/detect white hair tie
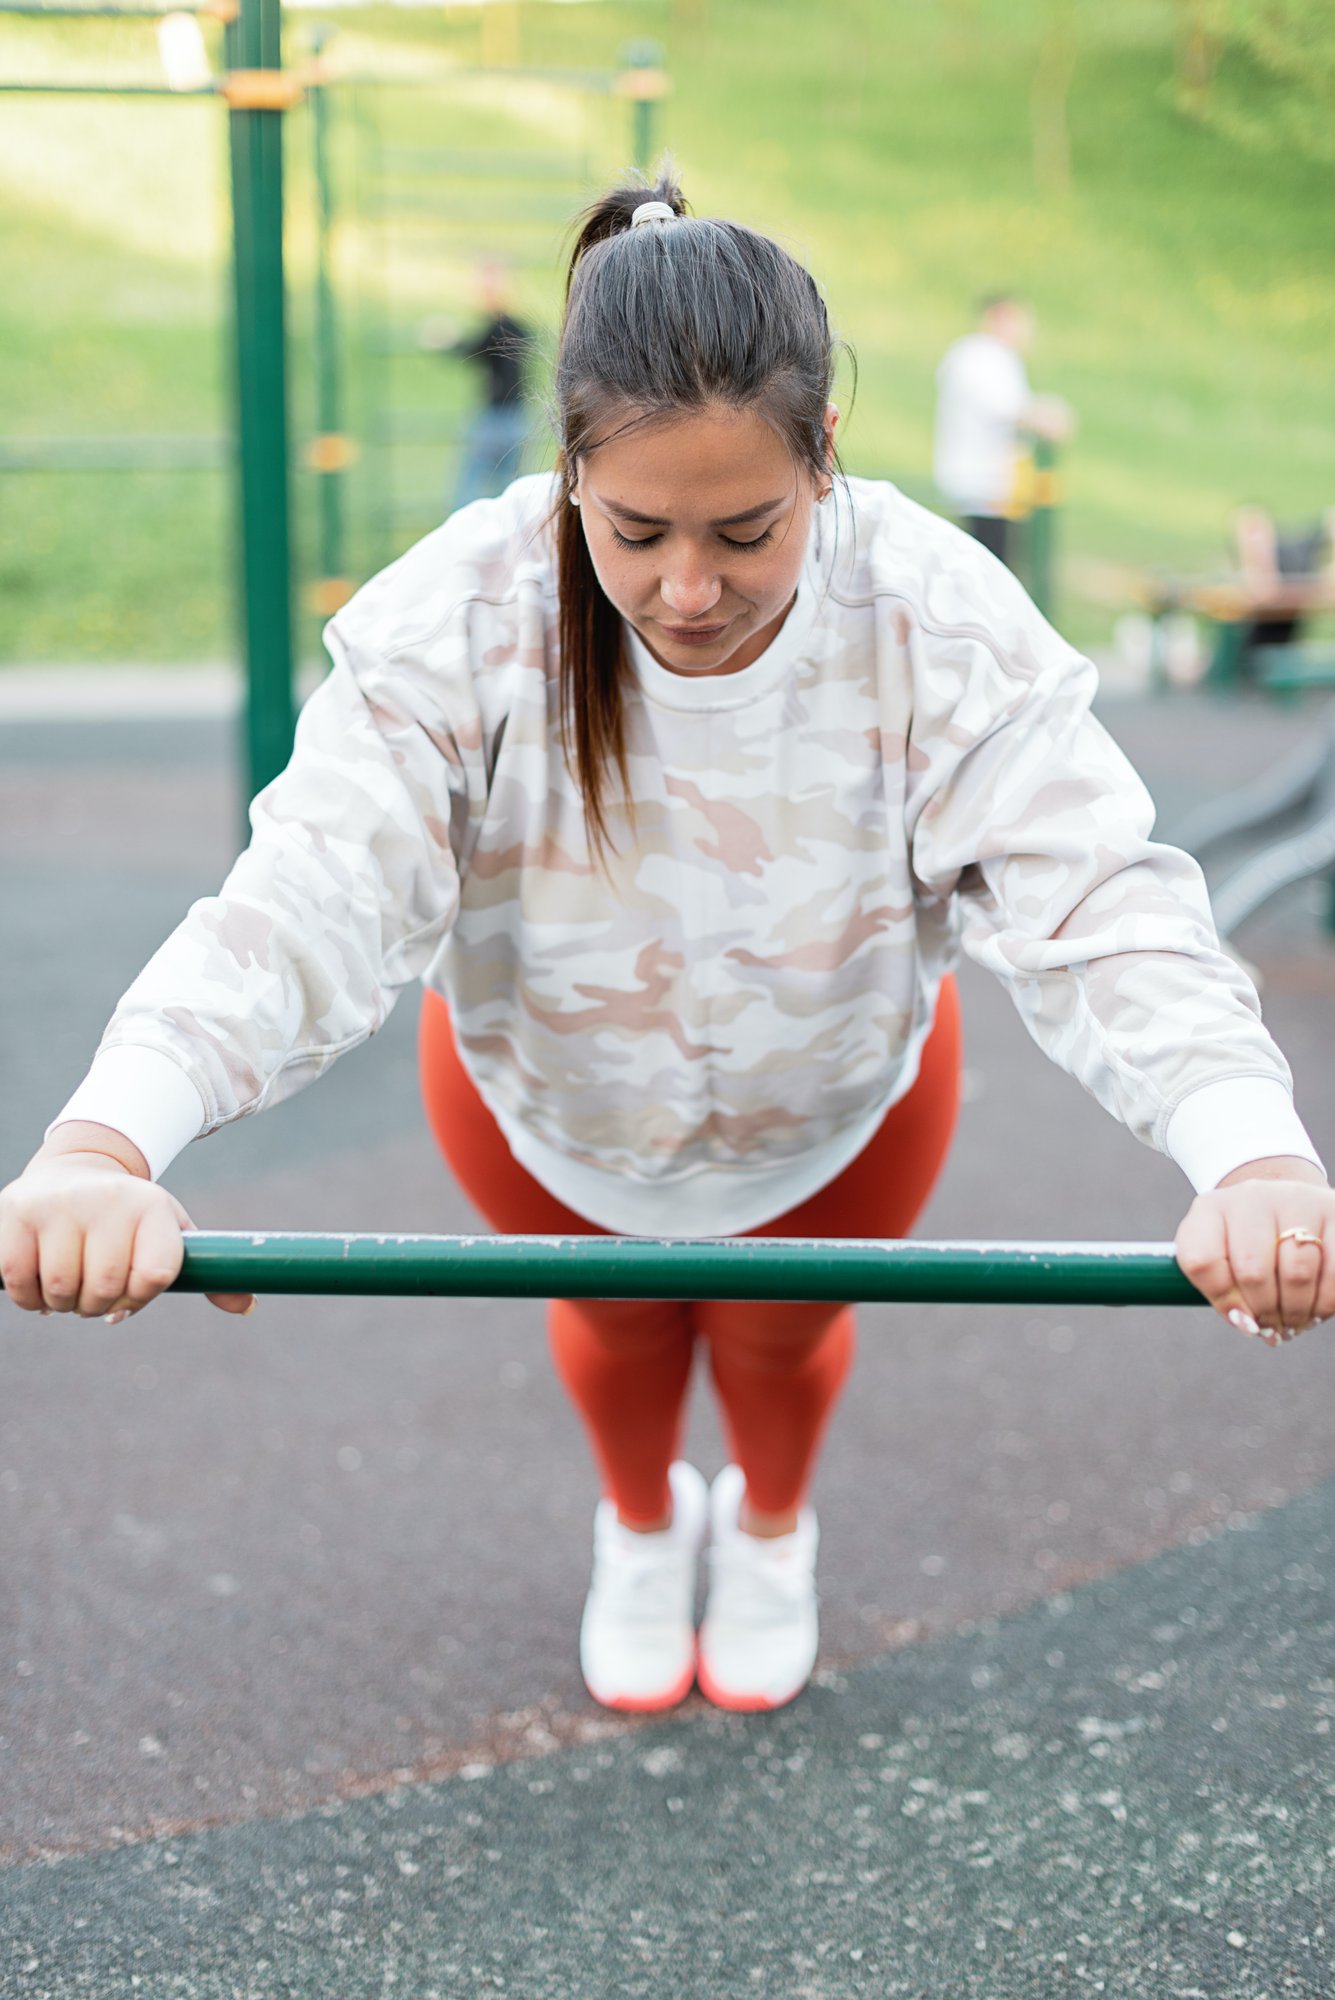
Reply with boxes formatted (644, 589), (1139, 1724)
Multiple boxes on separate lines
(631, 201), (677, 229)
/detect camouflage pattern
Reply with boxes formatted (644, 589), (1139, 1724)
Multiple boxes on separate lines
(96, 475), (1292, 1218)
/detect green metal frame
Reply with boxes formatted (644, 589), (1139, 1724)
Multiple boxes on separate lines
(165, 1231), (1202, 1306)
(1, 7), (663, 806)
(225, 0), (296, 807)
(308, 27), (347, 603)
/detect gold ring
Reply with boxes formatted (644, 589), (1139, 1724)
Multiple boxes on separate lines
(1276, 1227), (1324, 1250)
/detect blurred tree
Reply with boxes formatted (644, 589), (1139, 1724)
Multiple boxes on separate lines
(1227, 0), (1335, 89)
(1175, 0), (1335, 155)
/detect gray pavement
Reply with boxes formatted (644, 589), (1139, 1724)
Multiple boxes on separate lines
(4, 1476), (1333, 1996)
(2, 684), (1335, 1990)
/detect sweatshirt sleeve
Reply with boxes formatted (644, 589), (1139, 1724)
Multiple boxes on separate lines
(905, 592), (1324, 1191)
(50, 622), (472, 1174)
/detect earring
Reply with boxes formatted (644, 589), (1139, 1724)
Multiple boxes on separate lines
(568, 492), (581, 508)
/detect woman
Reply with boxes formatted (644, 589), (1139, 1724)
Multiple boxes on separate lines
(3, 176), (1331, 1718)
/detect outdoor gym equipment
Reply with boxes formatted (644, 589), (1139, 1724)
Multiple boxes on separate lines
(0, 0), (668, 807)
(1170, 699), (1335, 940)
(145, 1232), (1202, 1307)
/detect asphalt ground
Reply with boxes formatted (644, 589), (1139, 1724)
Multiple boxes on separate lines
(3, 684), (1335, 1994)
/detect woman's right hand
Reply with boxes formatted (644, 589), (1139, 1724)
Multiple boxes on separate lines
(0, 1124), (254, 1322)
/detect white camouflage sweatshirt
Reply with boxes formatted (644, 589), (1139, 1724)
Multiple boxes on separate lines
(55, 474), (1321, 1232)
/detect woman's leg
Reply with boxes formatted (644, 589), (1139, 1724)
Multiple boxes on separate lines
(697, 975), (963, 1524)
(418, 991), (695, 1527)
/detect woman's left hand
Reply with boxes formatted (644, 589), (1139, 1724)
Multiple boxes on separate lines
(1175, 1155), (1335, 1347)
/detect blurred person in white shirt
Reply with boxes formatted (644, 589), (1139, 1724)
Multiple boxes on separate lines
(933, 294), (1074, 570)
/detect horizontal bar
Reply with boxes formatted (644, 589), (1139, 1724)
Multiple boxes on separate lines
(0, 435), (227, 471)
(0, 80), (213, 94)
(0, 2), (222, 14)
(167, 1233), (1203, 1307)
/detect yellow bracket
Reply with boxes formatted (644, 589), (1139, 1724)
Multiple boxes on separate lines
(306, 577), (358, 618)
(305, 434), (359, 475)
(615, 67), (671, 102)
(220, 69), (304, 112)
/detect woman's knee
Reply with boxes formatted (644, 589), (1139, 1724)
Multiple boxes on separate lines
(549, 1295), (695, 1360)
(696, 1300), (854, 1374)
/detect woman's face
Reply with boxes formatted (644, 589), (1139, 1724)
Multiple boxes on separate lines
(573, 403), (836, 678)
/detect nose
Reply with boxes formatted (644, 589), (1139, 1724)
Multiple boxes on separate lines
(660, 554), (722, 621)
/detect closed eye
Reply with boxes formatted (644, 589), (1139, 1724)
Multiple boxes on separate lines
(608, 526), (775, 552)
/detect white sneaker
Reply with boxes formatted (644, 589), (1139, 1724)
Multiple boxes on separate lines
(697, 1464), (819, 1712)
(579, 1461), (708, 1712)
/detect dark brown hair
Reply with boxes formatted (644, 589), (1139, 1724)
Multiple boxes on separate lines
(553, 168), (844, 853)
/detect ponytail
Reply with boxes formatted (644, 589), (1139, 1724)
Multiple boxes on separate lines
(554, 171), (688, 859)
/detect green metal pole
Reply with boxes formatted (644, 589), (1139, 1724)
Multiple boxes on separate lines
(161, 1231), (1203, 1307)
(309, 28), (347, 601)
(225, 0), (296, 811)
(632, 94), (653, 171)
(619, 39), (665, 172)
(1027, 434), (1059, 621)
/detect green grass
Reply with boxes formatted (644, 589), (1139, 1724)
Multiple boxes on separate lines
(0, 0), (1332, 663)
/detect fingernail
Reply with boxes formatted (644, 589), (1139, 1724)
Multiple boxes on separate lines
(103, 1309), (129, 1326)
(242, 1300), (257, 1317)
(1228, 1307), (1261, 1336)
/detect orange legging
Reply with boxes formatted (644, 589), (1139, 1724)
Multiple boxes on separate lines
(419, 979), (961, 1526)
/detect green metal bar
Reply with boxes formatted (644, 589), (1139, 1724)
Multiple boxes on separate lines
(619, 38), (665, 172)
(632, 95), (654, 171)
(225, 0), (295, 811)
(0, 80), (212, 94)
(0, 2), (215, 15)
(1204, 615), (1249, 689)
(309, 32), (346, 594)
(0, 435), (226, 470)
(168, 1232), (1202, 1307)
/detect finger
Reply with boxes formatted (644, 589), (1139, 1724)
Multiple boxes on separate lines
(1313, 1239), (1335, 1329)
(124, 1203), (186, 1310)
(207, 1292), (257, 1316)
(1221, 1202), (1283, 1336)
(1275, 1233), (1324, 1337)
(0, 1211), (43, 1314)
(1175, 1201), (1259, 1334)
(173, 1205), (254, 1314)
(77, 1219), (134, 1319)
(38, 1217), (84, 1314)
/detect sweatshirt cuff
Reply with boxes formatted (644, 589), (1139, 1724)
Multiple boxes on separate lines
(1163, 1077), (1326, 1193)
(47, 1046), (208, 1184)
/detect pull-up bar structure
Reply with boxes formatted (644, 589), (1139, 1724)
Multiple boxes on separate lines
(163, 1233), (1203, 1307)
(3, 0), (668, 808)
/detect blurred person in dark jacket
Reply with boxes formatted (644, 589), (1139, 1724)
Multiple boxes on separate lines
(424, 257), (531, 512)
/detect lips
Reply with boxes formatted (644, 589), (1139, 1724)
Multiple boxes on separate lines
(660, 621), (730, 646)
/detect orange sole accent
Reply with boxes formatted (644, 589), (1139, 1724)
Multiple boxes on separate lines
(583, 1659), (696, 1714)
(696, 1658), (808, 1713)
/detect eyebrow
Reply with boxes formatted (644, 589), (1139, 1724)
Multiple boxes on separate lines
(594, 495), (789, 528)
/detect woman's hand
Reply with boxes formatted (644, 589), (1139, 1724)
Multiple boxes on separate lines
(0, 1123), (254, 1322)
(1175, 1155), (1335, 1347)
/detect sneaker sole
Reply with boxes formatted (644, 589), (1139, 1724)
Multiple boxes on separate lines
(582, 1659), (696, 1714)
(696, 1657), (809, 1713)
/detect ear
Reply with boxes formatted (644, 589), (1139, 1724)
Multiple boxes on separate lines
(818, 403), (840, 498)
